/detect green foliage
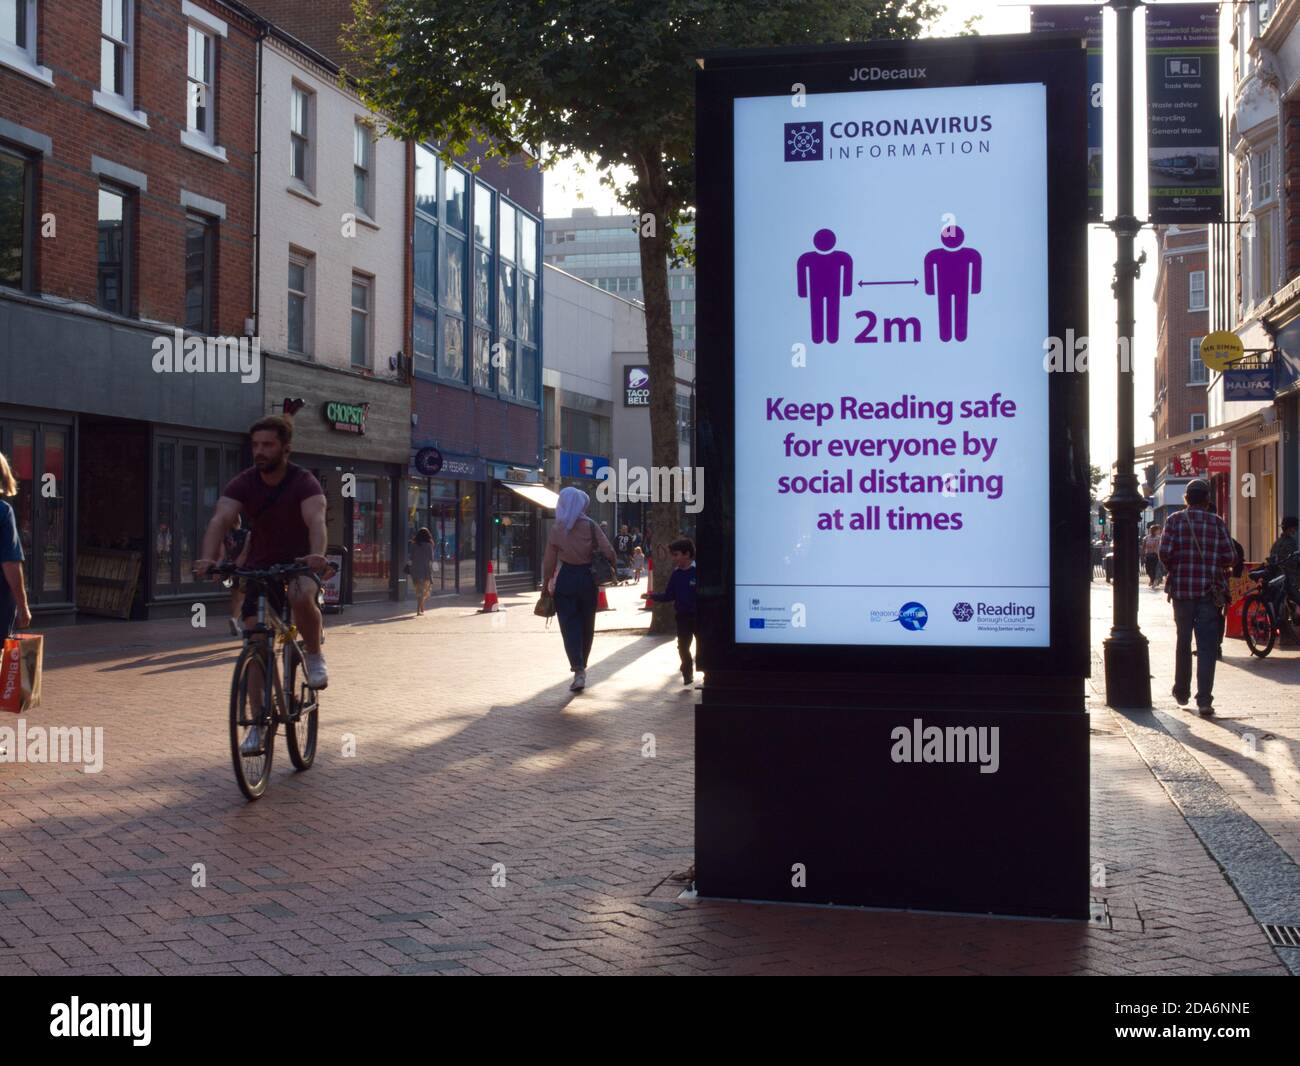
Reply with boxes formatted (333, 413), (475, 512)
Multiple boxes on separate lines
(346, 0), (943, 213)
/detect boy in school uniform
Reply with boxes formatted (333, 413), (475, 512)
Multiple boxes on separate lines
(645, 538), (698, 684)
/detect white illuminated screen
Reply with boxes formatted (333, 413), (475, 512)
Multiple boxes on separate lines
(734, 82), (1050, 646)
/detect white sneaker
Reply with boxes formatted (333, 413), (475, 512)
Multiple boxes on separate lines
(304, 652), (329, 689)
(570, 669), (586, 691)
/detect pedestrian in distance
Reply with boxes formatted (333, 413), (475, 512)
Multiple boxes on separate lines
(543, 486), (617, 692)
(410, 527), (435, 616)
(0, 452), (32, 638)
(1142, 523), (1162, 588)
(1158, 479), (1234, 716)
(644, 536), (698, 685)
(631, 544), (646, 584)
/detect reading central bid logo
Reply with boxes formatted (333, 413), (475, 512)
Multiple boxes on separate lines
(870, 601), (928, 631)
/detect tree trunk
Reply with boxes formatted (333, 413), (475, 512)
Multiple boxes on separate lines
(635, 147), (682, 636)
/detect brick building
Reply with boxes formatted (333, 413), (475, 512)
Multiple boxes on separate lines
(0, 0), (262, 620)
(256, 1), (547, 595)
(1148, 225), (1210, 523)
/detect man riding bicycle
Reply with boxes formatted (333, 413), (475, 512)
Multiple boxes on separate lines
(194, 416), (330, 755)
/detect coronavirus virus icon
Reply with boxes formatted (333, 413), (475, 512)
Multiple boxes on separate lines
(952, 602), (974, 623)
(784, 122), (824, 162)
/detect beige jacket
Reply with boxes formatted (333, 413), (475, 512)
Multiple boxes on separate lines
(543, 517), (617, 588)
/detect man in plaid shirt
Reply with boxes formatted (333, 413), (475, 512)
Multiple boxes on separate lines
(1158, 479), (1234, 715)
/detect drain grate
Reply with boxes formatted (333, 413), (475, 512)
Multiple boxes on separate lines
(1263, 924), (1300, 948)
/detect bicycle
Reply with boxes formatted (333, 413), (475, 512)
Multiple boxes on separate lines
(214, 561), (325, 799)
(1242, 549), (1300, 659)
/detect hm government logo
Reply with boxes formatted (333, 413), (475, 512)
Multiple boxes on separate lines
(953, 601), (974, 623)
(785, 122), (823, 162)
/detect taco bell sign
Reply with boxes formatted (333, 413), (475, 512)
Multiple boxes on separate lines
(624, 365), (651, 406)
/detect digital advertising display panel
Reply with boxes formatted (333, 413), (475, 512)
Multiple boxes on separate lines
(734, 83), (1052, 648)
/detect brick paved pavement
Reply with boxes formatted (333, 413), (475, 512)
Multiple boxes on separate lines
(0, 580), (1290, 975)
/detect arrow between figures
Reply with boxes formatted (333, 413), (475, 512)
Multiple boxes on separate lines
(857, 278), (919, 287)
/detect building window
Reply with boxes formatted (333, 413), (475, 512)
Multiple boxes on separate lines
(413, 307), (435, 377)
(288, 253), (310, 354)
(473, 328), (491, 390)
(97, 184), (131, 315)
(1254, 145), (1274, 204)
(351, 274), (371, 368)
(1188, 270), (1206, 311)
(290, 85), (312, 185)
(186, 25), (213, 140)
(497, 339), (515, 396)
(99, 0), (138, 106)
(442, 232), (465, 314)
(353, 120), (371, 214)
(1, 0), (29, 49)
(414, 216), (435, 299)
(444, 165), (466, 233)
(1189, 337), (1208, 384)
(1, 0), (45, 78)
(500, 200), (515, 262)
(677, 393), (692, 445)
(1190, 413), (1206, 434)
(474, 180), (492, 246)
(184, 214), (214, 333)
(498, 259), (515, 338)
(0, 146), (34, 291)
(441, 315), (464, 380)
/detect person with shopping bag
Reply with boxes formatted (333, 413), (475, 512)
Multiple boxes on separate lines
(541, 486), (617, 692)
(1, 450), (41, 716)
(0, 452), (30, 638)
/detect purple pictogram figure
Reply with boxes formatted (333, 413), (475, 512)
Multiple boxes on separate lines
(924, 225), (982, 342)
(797, 228), (853, 344)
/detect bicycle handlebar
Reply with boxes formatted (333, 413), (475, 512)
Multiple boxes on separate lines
(211, 561), (329, 586)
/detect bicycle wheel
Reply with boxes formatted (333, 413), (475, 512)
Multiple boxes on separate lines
(283, 641), (319, 771)
(1242, 595), (1276, 658)
(230, 644), (276, 799)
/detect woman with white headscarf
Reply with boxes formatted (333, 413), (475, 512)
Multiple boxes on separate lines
(542, 486), (617, 691)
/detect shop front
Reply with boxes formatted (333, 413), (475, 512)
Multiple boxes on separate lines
(262, 355), (412, 605)
(491, 465), (546, 593)
(0, 299), (264, 622)
(406, 451), (485, 596)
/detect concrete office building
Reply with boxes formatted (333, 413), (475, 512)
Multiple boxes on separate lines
(542, 265), (696, 541)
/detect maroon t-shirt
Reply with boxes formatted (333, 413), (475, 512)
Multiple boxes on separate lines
(222, 463), (324, 568)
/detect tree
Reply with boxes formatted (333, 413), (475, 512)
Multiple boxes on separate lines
(346, 0), (942, 632)
(1089, 464), (1105, 502)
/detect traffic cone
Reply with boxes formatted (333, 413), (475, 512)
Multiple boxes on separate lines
(481, 561), (500, 612)
(597, 584), (613, 612)
(641, 554), (655, 609)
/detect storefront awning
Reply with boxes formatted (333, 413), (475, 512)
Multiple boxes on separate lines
(502, 482), (560, 510)
(1133, 409), (1270, 462)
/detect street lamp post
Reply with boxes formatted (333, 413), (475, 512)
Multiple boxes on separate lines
(1103, 0), (1153, 708)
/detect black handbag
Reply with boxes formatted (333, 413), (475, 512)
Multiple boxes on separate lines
(587, 519), (616, 586)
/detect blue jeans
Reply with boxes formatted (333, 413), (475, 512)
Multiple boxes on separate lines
(1172, 595), (1222, 707)
(554, 562), (597, 671)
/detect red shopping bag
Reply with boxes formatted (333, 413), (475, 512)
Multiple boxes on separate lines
(0, 634), (43, 713)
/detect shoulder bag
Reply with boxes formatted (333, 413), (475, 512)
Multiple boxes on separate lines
(587, 519), (617, 586)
